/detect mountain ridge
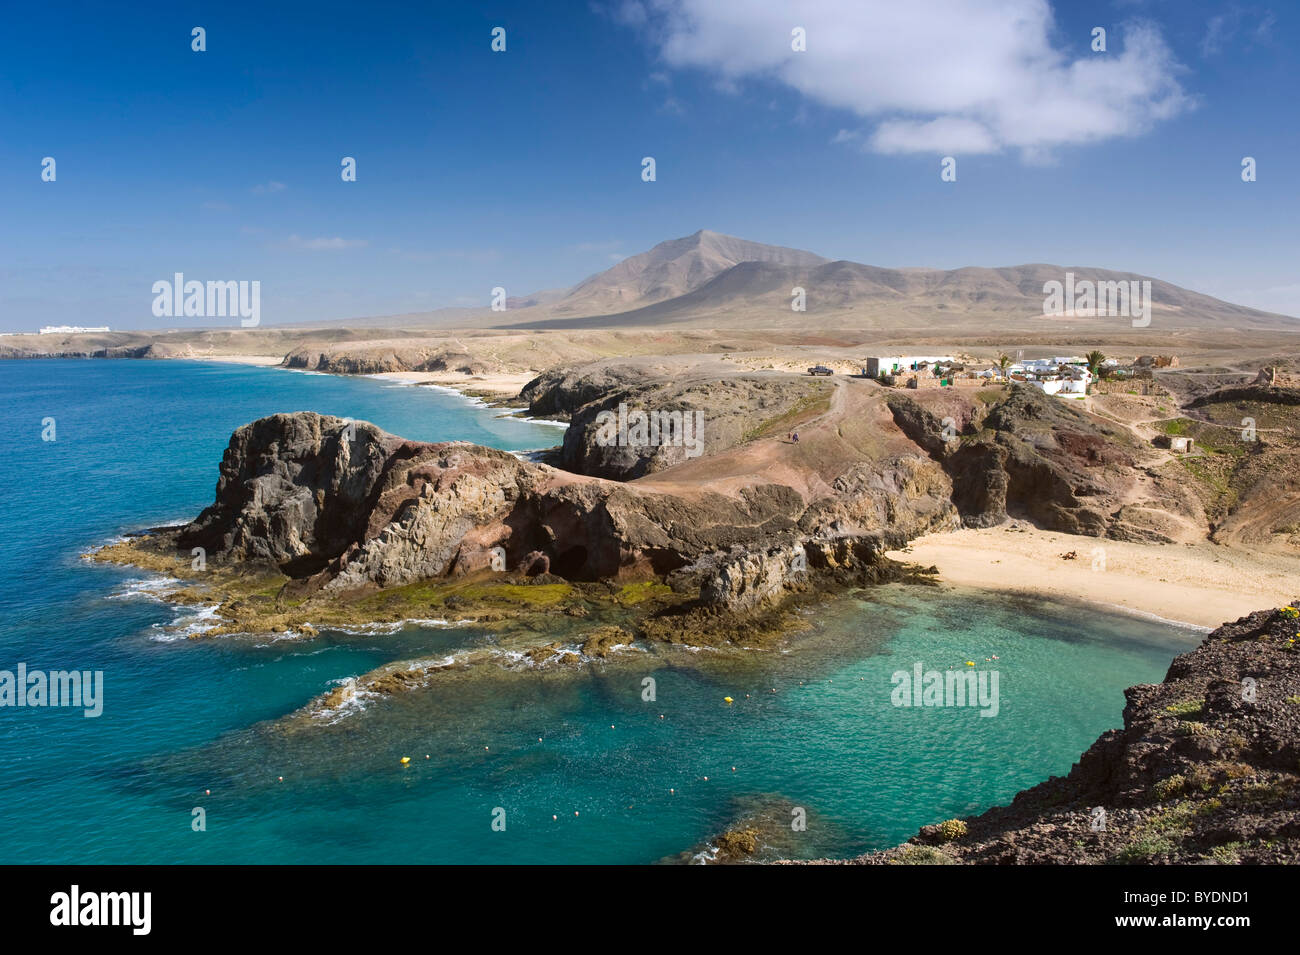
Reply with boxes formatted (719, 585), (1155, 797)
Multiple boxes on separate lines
(481, 229), (1296, 332)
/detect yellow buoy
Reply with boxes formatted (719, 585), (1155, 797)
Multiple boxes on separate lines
(965, 661), (975, 667)
(724, 696), (733, 704)
(400, 756), (411, 764)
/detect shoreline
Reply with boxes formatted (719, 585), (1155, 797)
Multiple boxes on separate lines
(187, 356), (564, 423)
(184, 353), (284, 366)
(365, 369), (536, 398)
(888, 525), (1300, 630)
(364, 371), (568, 425)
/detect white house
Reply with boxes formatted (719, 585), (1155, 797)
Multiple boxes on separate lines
(866, 356), (955, 378)
(1027, 371), (1090, 396)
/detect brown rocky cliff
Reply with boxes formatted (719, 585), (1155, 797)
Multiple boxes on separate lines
(171, 410), (955, 616)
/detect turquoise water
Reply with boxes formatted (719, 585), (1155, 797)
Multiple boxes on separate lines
(0, 359), (1196, 863)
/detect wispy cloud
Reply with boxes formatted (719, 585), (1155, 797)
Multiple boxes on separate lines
(389, 246), (500, 263)
(284, 234), (368, 251)
(593, 0), (648, 27)
(1200, 7), (1277, 57)
(625, 0), (1193, 161)
(252, 181), (286, 195)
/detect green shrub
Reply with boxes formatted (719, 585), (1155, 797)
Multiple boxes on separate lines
(894, 846), (955, 865)
(935, 819), (968, 841)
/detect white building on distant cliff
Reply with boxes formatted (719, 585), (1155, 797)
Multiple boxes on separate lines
(39, 325), (111, 334)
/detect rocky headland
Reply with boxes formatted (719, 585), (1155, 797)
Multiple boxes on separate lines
(92, 357), (1296, 649)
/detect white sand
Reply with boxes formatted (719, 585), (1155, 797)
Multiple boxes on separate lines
(192, 354), (284, 366)
(888, 526), (1300, 630)
(367, 370), (534, 396)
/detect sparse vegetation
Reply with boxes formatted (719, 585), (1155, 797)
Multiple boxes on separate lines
(741, 388), (832, 443)
(894, 846), (956, 865)
(1164, 699), (1206, 719)
(1115, 834), (1178, 863)
(935, 819), (968, 841)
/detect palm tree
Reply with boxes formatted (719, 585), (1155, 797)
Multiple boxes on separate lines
(1085, 350), (1106, 394)
(997, 353), (1011, 380)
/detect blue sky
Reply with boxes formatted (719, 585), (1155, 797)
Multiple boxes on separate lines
(1, 0), (1296, 330)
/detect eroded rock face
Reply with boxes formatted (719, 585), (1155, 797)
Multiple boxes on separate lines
(886, 386), (1187, 540)
(520, 363), (657, 420)
(684, 536), (904, 613)
(323, 459), (527, 591)
(559, 376), (829, 480)
(179, 413), (414, 573)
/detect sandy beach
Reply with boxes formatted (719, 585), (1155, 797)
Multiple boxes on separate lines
(191, 359), (535, 401)
(366, 370), (536, 397)
(888, 526), (1300, 629)
(191, 354), (284, 366)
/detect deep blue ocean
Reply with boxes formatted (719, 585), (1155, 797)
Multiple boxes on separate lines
(0, 359), (1196, 863)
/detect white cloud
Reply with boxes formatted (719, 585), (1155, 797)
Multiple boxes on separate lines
(634, 0), (1193, 159)
(285, 235), (368, 251)
(252, 181), (286, 194)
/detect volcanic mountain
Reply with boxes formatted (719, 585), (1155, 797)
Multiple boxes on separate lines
(494, 229), (1295, 333)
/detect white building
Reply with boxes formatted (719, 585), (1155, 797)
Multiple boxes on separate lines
(1027, 370), (1091, 396)
(39, 325), (111, 335)
(866, 356), (955, 378)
